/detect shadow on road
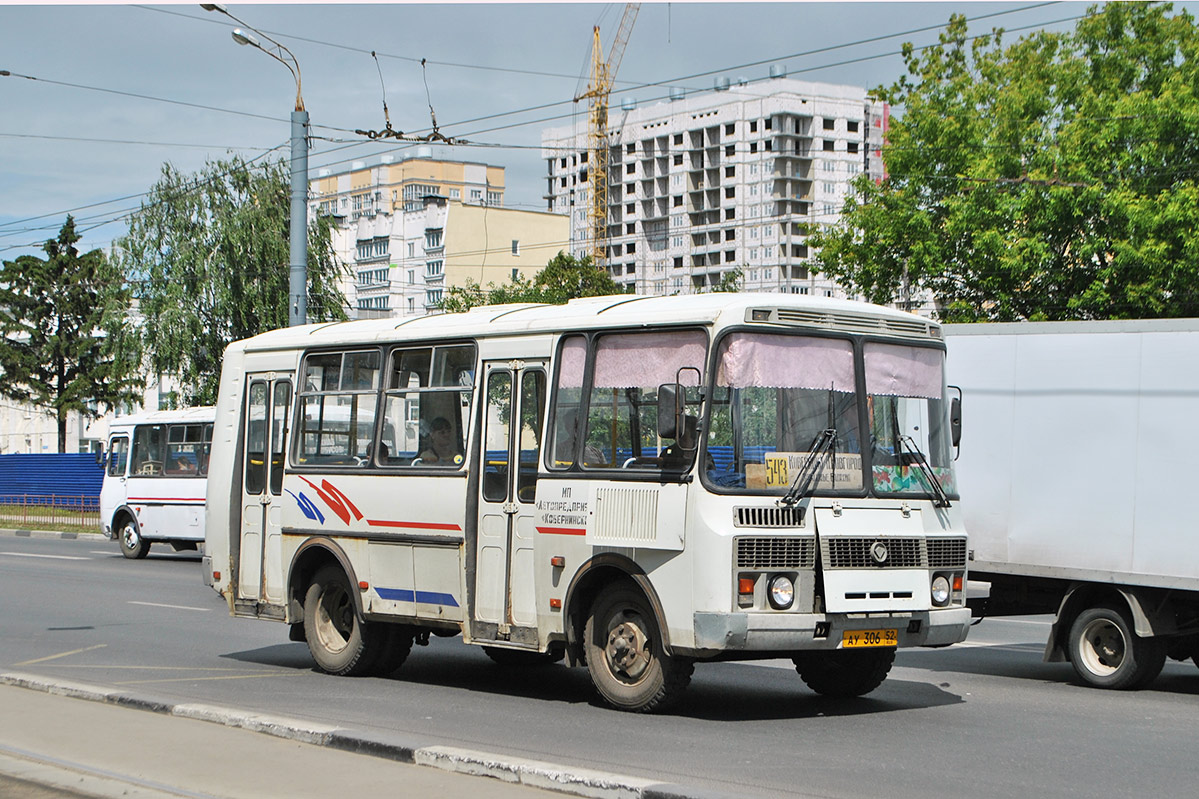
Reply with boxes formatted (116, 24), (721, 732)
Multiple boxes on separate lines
(222, 637), (965, 720)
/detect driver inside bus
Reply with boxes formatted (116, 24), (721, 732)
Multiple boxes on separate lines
(419, 417), (461, 465)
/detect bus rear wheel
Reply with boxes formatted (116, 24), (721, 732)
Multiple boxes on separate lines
(119, 518), (149, 560)
(303, 565), (381, 676)
(583, 582), (692, 713)
(794, 648), (895, 698)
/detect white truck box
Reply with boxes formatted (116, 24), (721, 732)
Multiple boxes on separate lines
(945, 319), (1199, 689)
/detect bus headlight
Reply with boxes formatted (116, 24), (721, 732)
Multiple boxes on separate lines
(931, 575), (951, 606)
(768, 575), (795, 610)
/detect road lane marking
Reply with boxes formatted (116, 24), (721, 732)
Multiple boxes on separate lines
(113, 672), (299, 685)
(0, 552), (90, 561)
(14, 644), (107, 666)
(128, 601), (211, 612)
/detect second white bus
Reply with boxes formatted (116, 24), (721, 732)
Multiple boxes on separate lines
(205, 294), (971, 712)
(100, 407), (214, 559)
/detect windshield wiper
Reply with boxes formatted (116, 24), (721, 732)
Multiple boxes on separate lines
(781, 428), (837, 507)
(897, 435), (951, 508)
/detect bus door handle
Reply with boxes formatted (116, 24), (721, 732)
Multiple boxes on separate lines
(259, 493), (272, 506)
(501, 502), (519, 515)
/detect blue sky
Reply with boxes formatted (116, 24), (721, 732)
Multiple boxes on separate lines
(0, 2), (1110, 260)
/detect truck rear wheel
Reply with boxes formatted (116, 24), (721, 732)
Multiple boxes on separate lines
(303, 565), (382, 676)
(1067, 605), (1166, 689)
(584, 581), (692, 712)
(793, 648), (895, 698)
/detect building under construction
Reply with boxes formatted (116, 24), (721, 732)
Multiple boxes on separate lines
(541, 74), (888, 299)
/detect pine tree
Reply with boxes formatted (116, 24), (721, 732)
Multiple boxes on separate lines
(0, 217), (143, 452)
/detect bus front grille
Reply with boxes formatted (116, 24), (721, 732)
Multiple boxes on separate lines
(736, 537), (816, 569)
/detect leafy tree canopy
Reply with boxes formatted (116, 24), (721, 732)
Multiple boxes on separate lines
(117, 155), (348, 404)
(812, 2), (1199, 321)
(439, 251), (624, 312)
(0, 217), (143, 451)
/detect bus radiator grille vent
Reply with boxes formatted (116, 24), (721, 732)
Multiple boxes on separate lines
(926, 537), (968, 569)
(773, 309), (934, 339)
(736, 537), (816, 569)
(733, 506), (805, 528)
(593, 487), (659, 543)
(823, 537), (924, 569)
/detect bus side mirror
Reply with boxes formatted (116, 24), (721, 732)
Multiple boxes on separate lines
(949, 387), (962, 449)
(658, 383), (683, 439)
(95, 448), (106, 467)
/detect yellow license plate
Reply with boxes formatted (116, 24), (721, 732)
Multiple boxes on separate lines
(842, 629), (898, 648)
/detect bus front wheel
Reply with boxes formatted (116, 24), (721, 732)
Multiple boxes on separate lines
(119, 518), (149, 560)
(583, 581), (692, 713)
(303, 565), (381, 676)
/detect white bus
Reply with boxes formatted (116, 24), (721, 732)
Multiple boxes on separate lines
(204, 294), (970, 712)
(100, 407), (214, 559)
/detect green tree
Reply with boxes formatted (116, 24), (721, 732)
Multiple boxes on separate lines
(0, 217), (143, 452)
(117, 155), (348, 404)
(439, 251), (623, 312)
(812, 3), (1199, 321)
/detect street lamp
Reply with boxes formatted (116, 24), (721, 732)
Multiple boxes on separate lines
(202, 4), (308, 327)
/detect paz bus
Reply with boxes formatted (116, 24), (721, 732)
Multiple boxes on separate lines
(203, 293), (970, 712)
(100, 407), (214, 559)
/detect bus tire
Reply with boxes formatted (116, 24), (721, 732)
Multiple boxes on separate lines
(794, 648), (895, 698)
(1067, 604), (1166, 689)
(584, 581), (692, 713)
(483, 646), (565, 667)
(303, 565), (381, 677)
(119, 517), (149, 560)
(371, 624), (415, 676)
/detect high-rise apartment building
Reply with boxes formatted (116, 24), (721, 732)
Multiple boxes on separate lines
(541, 75), (887, 298)
(311, 151), (568, 318)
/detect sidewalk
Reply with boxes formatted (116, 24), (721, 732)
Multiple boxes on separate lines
(0, 679), (580, 799)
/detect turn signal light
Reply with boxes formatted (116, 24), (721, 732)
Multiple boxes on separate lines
(549, 598), (562, 609)
(738, 577), (755, 595)
(550, 556), (565, 568)
(213, 571), (220, 582)
(358, 581), (369, 590)
(953, 575), (963, 592)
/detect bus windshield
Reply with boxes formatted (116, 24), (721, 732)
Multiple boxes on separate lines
(705, 332), (956, 499)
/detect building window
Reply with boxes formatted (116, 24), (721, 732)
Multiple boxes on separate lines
(673, 133), (683, 145)
(511, 239), (520, 255)
(673, 196), (683, 207)
(450, 188), (461, 199)
(626, 162), (635, 174)
(725, 144), (735, 157)
(407, 297), (415, 313)
(673, 153), (683, 166)
(725, 123), (735, 135)
(847, 142), (859, 154)
(627, 242), (636, 254)
(470, 189), (482, 202)
(408, 242), (416, 258)
(425, 229), (443, 249)
(847, 120), (860, 133)
(764, 118), (773, 130)
(408, 270), (415, 285)
(426, 260), (444, 277)
(823, 119), (835, 130)
(750, 142), (758, 154)
(725, 250), (735, 263)
(823, 140), (835, 152)
(726, 166), (735, 178)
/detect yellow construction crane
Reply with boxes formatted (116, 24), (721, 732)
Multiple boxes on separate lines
(574, 3), (639, 270)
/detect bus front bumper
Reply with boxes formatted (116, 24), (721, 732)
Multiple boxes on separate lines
(691, 606), (971, 653)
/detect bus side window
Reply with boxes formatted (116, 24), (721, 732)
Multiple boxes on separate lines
(131, 425), (165, 476)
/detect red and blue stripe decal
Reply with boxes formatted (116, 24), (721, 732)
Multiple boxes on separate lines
(374, 587), (460, 607)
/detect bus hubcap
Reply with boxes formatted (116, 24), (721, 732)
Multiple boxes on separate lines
(606, 616), (651, 681)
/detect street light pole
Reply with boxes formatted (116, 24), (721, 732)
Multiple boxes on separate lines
(202, 4), (308, 326)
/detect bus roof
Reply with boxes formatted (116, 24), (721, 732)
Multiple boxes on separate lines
(229, 292), (940, 355)
(108, 406), (216, 429)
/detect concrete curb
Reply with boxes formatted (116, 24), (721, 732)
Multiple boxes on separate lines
(0, 528), (107, 541)
(0, 672), (733, 799)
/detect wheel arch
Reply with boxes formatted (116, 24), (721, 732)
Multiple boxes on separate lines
(1047, 583), (1177, 662)
(111, 506), (139, 538)
(287, 537), (364, 625)
(562, 554), (673, 666)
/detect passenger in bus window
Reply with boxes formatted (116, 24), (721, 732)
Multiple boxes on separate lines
(419, 417), (461, 465)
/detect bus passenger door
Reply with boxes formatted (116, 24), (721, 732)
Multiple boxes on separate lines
(238, 375), (293, 607)
(475, 361), (547, 644)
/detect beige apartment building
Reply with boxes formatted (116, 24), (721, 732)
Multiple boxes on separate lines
(311, 150), (569, 318)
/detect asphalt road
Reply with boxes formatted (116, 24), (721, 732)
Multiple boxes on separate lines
(3, 532), (1197, 799)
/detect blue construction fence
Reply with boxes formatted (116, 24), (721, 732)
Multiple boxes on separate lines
(0, 454), (105, 508)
